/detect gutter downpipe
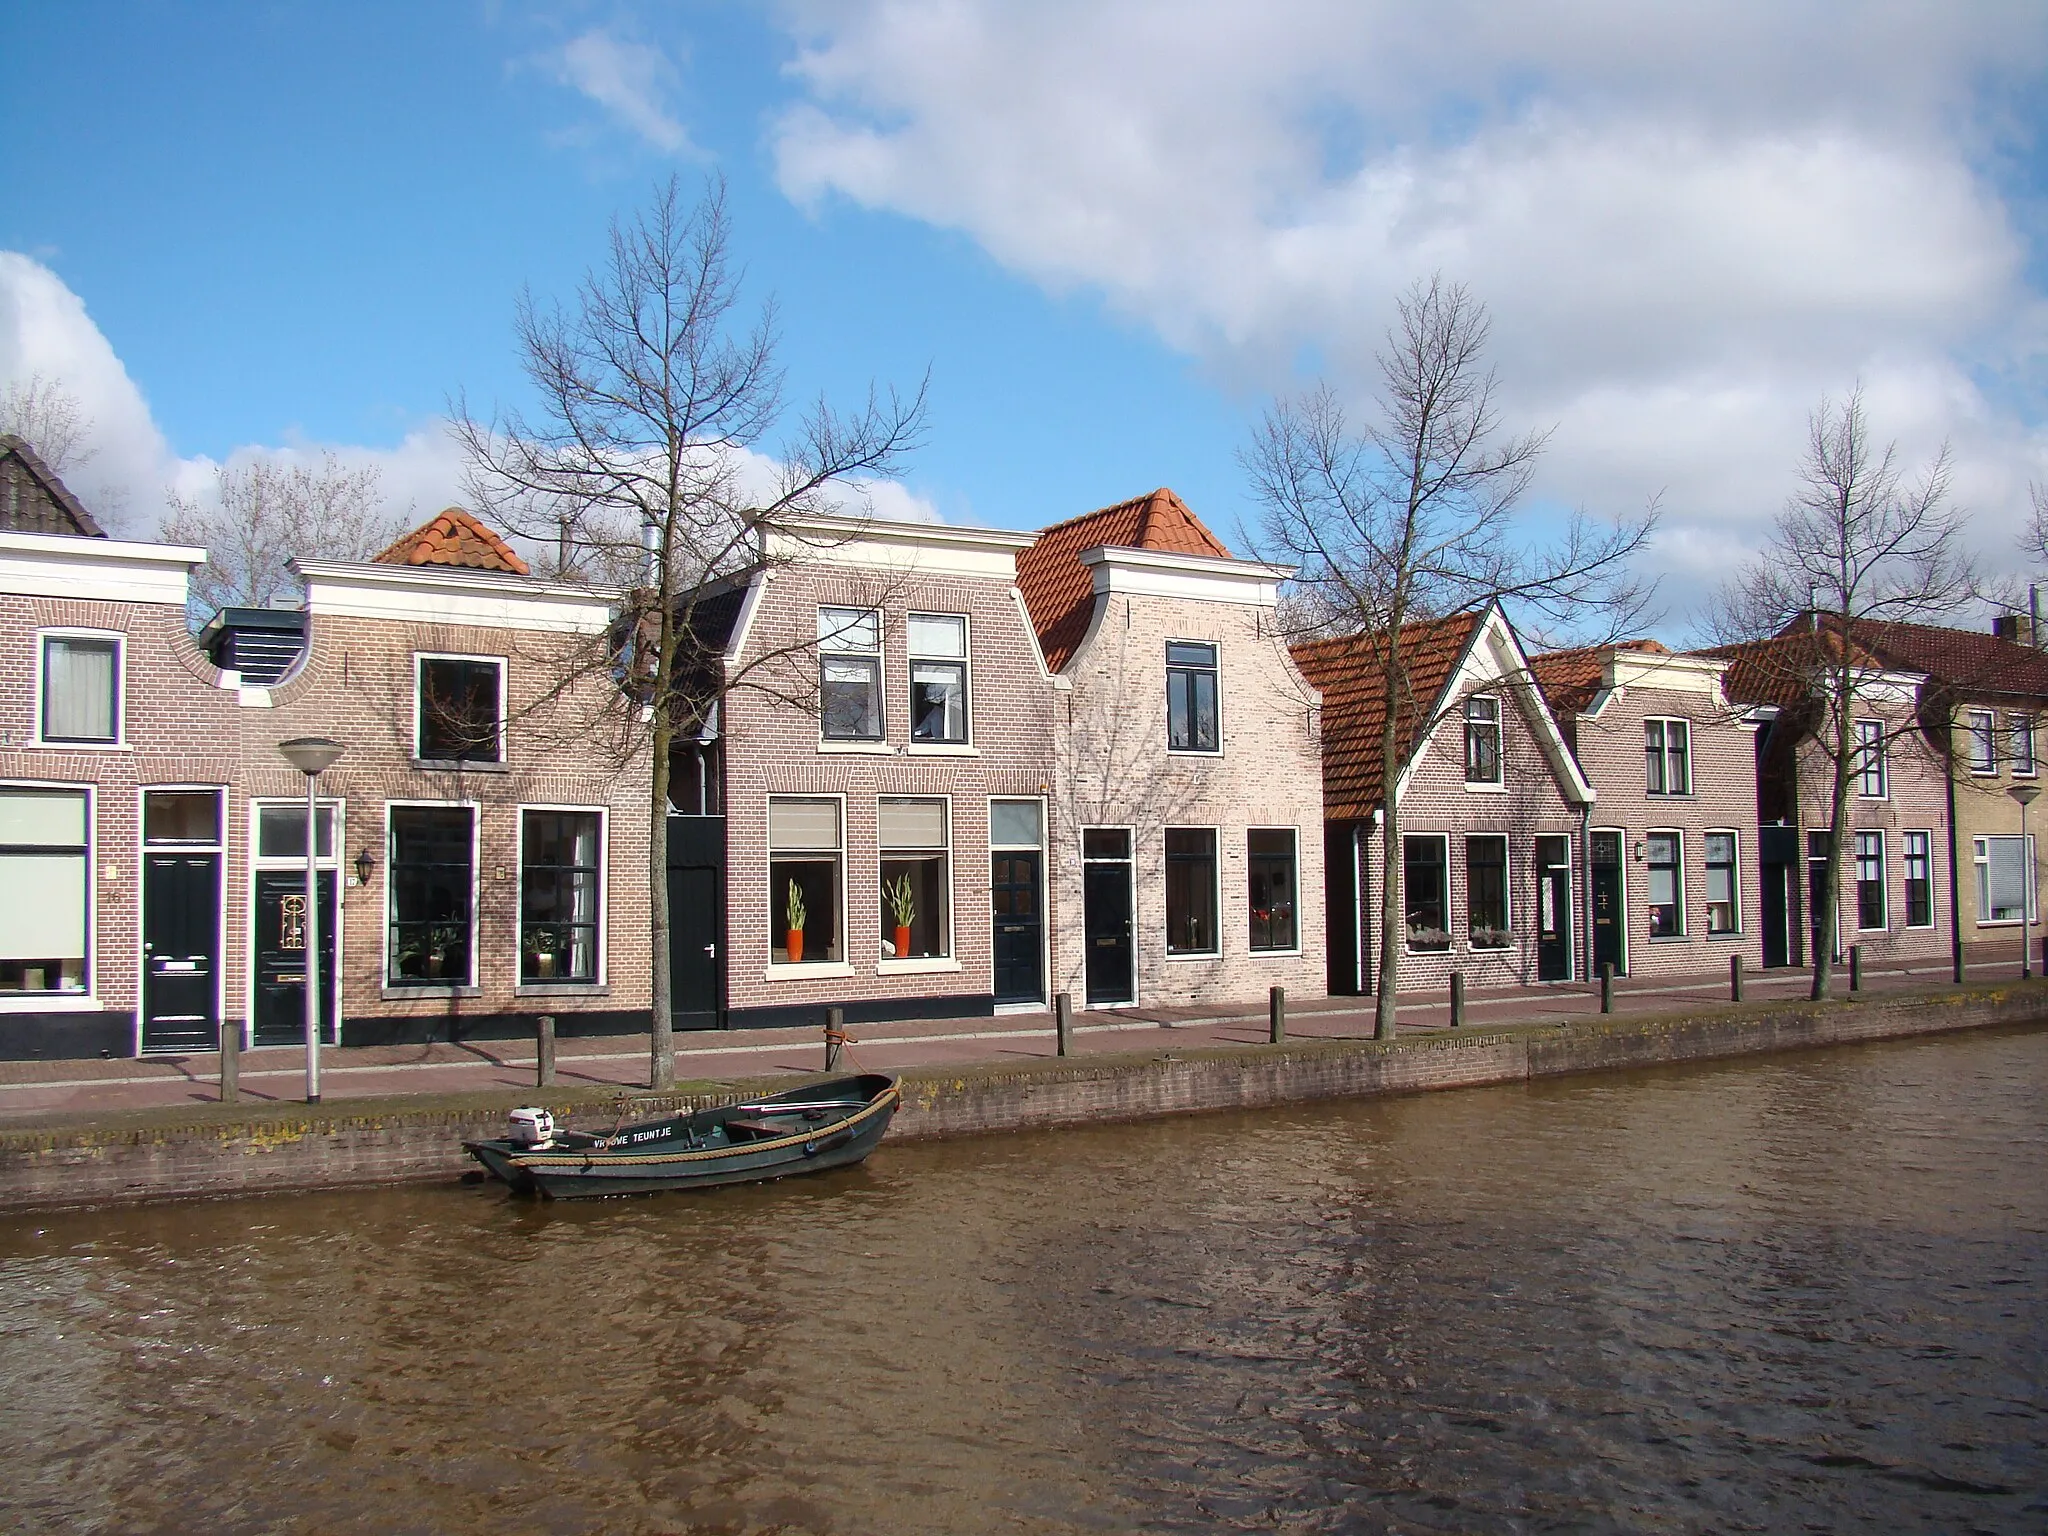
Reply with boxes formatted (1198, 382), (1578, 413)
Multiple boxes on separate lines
(1947, 709), (1965, 983)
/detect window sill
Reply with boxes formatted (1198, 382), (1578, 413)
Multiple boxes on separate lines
(29, 740), (127, 752)
(516, 982), (610, 998)
(1248, 948), (1303, 958)
(817, 740), (892, 755)
(1165, 749), (1223, 759)
(1704, 930), (1744, 940)
(1468, 945), (1513, 954)
(1644, 792), (1697, 800)
(412, 758), (507, 773)
(1462, 781), (1506, 794)
(877, 957), (962, 975)
(1646, 935), (1692, 943)
(763, 961), (855, 981)
(382, 984), (483, 999)
(1976, 919), (2029, 928)
(1163, 950), (1222, 962)
(0, 993), (99, 1013)
(906, 742), (978, 756)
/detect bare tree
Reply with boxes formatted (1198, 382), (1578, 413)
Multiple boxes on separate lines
(0, 373), (95, 474)
(2021, 481), (2048, 571)
(455, 174), (926, 1090)
(1711, 386), (1972, 1000)
(163, 454), (408, 615)
(1243, 275), (1654, 1037)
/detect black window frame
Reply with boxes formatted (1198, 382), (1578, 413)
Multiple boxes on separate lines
(387, 805), (476, 986)
(1165, 641), (1220, 754)
(1645, 717), (1691, 796)
(1854, 719), (1887, 798)
(1465, 833), (1509, 948)
(818, 607), (884, 742)
(1855, 830), (1887, 931)
(1164, 826), (1219, 955)
(39, 632), (121, 745)
(1704, 830), (1739, 935)
(519, 809), (602, 985)
(1247, 828), (1297, 952)
(1403, 834), (1451, 952)
(1903, 830), (1934, 929)
(415, 654), (504, 764)
(906, 612), (970, 744)
(1463, 695), (1502, 784)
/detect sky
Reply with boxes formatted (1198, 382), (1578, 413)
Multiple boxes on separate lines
(4, 1), (2047, 637)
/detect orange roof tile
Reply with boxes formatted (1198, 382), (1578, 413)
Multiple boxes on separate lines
(1529, 640), (1669, 717)
(1016, 488), (1233, 671)
(1291, 612), (1484, 820)
(374, 507), (530, 576)
(1696, 626), (1893, 710)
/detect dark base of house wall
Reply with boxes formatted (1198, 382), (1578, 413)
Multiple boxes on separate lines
(724, 992), (996, 1032)
(342, 1010), (653, 1049)
(0, 1010), (135, 1061)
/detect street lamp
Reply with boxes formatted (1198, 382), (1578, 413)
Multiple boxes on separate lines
(2009, 781), (2040, 980)
(279, 737), (345, 1103)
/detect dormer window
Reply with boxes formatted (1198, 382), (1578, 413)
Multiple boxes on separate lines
(1166, 641), (1219, 753)
(416, 655), (504, 764)
(819, 607), (882, 741)
(1464, 696), (1501, 784)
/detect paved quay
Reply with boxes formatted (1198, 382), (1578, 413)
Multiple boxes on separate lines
(0, 957), (1988, 1122)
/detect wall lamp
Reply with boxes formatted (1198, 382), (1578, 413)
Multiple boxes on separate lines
(1632, 840), (1647, 862)
(354, 847), (376, 886)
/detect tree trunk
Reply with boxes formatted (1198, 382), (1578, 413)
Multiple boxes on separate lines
(1373, 639), (1406, 1039)
(1811, 653), (1857, 1002)
(648, 713), (675, 1089)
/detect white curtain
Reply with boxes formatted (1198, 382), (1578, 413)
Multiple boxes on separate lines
(44, 639), (115, 740)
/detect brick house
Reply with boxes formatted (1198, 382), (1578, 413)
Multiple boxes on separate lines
(1294, 605), (1593, 993)
(1531, 642), (1764, 979)
(1016, 489), (1326, 1010)
(1703, 626), (1949, 973)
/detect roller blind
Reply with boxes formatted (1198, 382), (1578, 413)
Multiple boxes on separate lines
(0, 789), (87, 847)
(0, 852), (87, 959)
(769, 799), (841, 851)
(879, 798), (947, 849)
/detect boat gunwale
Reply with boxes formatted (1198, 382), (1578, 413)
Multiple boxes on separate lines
(487, 1083), (900, 1171)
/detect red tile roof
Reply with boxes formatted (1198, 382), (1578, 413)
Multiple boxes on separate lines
(1530, 639), (1670, 716)
(374, 507), (530, 576)
(1827, 614), (2048, 700)
(1016, 488), (1233, 671)
(1291, 612), (1484, 820)
(0, 434), (105, 538)
(1697, 627), (1891, 710)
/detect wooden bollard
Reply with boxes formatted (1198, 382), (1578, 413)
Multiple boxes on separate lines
(824, 1005), (845, 1071)
(1448, 972), (1464, 1029)
(1600, 962), (1614, 1015)
(1849, 944), (1862, 993)
(536, 1014), (556, 1088)
(1729, 952), (1744, 1003)
(1268, 985), (1286, 1044)
(218, 1021), (240, 1104)
(1055, 991), (1073, 1056)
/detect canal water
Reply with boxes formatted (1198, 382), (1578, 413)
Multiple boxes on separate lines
(3, 1028), (2045, 1535)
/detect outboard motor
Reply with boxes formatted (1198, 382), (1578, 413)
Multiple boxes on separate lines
(507, 1106), (555, 1149)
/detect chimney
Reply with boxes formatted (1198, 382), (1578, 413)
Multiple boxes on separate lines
(1995, 611), (2037, 646)
(2033, 584), (2043, 649)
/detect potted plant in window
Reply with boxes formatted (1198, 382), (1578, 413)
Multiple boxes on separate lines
(527, 928), (559, 980)
(426, 924), (462, 978)
(785, 880), (806, 965)
(885, 870), (916, 958)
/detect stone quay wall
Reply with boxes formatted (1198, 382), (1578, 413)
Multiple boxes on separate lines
(3, 984), (2045, 1214)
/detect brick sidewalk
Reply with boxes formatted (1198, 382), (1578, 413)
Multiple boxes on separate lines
(0, 958), (1981, 1122)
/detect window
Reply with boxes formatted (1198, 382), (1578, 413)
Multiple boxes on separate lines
(818, 608), (882, 741)
(1466, 834), (1509, 948)
(1904, 831), (1933, 929)
(258, 803), (335, 860)
(2015, 716), (2038, 777)
(1968, 709), (1997, 774)
(521, 811), (600, 984)
(1403, 835), (1451, 951)
(144, 790), (221, 844)
(1165, 828), (1219, 953)
(1854, 720), (1887, 798)
(1464, 696), (1502, 785)
(908, 614), (969, 743)
(1855, 831), (1887, 931)
(1248, 829), (1297, 951)
(1705, 832), (1739, 935)
(0, 788), (89, 995)
(387, 806), (475, 985)
(1645, 832), (1682, 937)
(416, 656), (503, 763)
(40, 634), (119, 744)
(1645, 719), (1690, 795)
(1974, 835), (2034, 925)
(1166, 641), (1219, 753)
(771, 798), (842, 964)
(879, 798), (950, 959)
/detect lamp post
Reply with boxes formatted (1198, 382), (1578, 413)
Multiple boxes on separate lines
(279, 737), (345, 1102)
(2010, 782), (2040, 980)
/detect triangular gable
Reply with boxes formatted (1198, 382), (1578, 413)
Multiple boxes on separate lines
(374, 506), (530, 575)
(0, 434), (106, 537)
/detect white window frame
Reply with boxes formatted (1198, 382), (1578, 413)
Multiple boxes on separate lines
(1164, 639), (1222, 757)
(0, 780), (98, 1012)
(1644, 828), (1685, 939)
(1967, 709), (1998, 775)
(1854, 719), (1888, 799)
(1163, 824), (1222, 958)
(1463, 695), (1504, 789)
(1402, 830), (1454, 955)
(381, 799), (480, 993)
(1973, 833), (2036, 926)
(2013, 714), (2038, 778)
(767, 792), (852, 978)
(244, 794), (347, 1047)
(412, 652), (507, 766)
(1902, 829), (1937, 929)
(34, 629), (126, 750)
(817, 608), (885, 746)
(1644, 717), (1692, 796)
(878, 793), (958, 973)
(1853, 829), (1888, 932)
(1246, 825), (1303, 957)
(134, 785), (229, 1054)
(988, 796), (1050, 1010)
(1703, 828), (1742, 938)
(905, 612), (973, 752)
(514, 803), (609, 993)
(1464, 831), (1512, 949)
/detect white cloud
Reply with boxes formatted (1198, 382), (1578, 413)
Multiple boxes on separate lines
(771, 0), (2048, 614)
(552, 27), (693, 154)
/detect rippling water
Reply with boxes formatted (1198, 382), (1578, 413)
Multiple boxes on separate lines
(4, 1027), (2046, 1534)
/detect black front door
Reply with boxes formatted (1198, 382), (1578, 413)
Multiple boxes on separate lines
(1808, 832), (1835, 964)
(142, 852), (221, 1053)
(1590, 830), (1624, 978)
(254, 869), (337, 1047)
(1761, 861), (1791, 968)
(1084, 861), (1133, 1005)
(1535, 835), (1571, 982)
(668, 863), (723, 1030)
(992, 850), (1043, 1005)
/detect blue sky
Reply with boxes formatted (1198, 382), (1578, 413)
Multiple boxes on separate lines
(5, 2), (2047, 627)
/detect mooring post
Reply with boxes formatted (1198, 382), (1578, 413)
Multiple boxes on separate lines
(218, 1020), (240, 1105)
(1055, 991), (1073, 1057)
(1600, 962), (1614, 1015)
(536, 1014), (556, 1088)
(1730, 952), (1744, 1003)
(1269, 985), (1286, 1044)
(825, 1005), (845, 1071)
(1448, 972), (1464, 1029)
(1849, 944), (1862, 994)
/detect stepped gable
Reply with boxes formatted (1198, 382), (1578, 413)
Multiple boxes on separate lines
(1291, 612), (1484, 820)
(373, 506), (530, 576)
(0, 434), (106, 537)
(1530, 638), (1670, 717)
(1015, 487), (1233, 672)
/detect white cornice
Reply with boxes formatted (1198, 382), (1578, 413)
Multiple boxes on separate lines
(1080, 546), (1294, 608)
(764, 514), (1032, 581)
(294, 560), (621, 633)
(0, 531), (204, 606)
